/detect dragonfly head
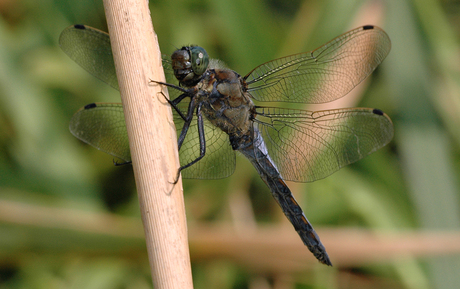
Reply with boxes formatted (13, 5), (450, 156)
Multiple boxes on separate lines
(171, 46), (209, 86)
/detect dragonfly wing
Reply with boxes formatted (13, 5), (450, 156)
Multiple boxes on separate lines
(70, 101), (235, 179)
(59, 24), (180, 97)
(245, 25), (391, 103)
(254, 106), (394, 182)
(59, 25), (120, 90)
(70, 103), (131, 162)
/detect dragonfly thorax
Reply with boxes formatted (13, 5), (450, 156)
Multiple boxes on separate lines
(200, 68), (255, 138)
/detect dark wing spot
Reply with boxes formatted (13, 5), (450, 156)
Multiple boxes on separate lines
(363, 25), (374, 30)
(74, 24), (86, 30)
(372, 108), (384, 115)
(84, 103), (97, 109)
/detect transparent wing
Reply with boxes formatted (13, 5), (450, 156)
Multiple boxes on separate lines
(245, 25), (391, 103)
(69, 102), (235, 179)
(254, 106), (394, 182)
(59, 24), (180, 96)
(69, 103), (131, 162)
(59, 25), (119, 90)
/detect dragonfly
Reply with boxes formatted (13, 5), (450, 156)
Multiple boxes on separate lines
(60, 24), (393, 266)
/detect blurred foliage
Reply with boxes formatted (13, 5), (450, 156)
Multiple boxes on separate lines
(0, 0), (460, 288)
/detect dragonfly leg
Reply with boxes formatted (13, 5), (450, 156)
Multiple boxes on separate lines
(164, 92), (190, 121)
(172, 103), (206, 184)
(176, 97), (197, 150)
(149, 79), (189, 93)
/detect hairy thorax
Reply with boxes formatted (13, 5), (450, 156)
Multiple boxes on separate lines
(197, 68), (255, 137)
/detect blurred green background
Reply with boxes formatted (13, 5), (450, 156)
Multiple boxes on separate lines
(1, 0), (460, 288)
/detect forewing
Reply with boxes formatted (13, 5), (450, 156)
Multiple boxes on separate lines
(254, 107), (394, 182)
(59, 24), (181, 98)
(59, 25), (120, 90)
(245, 25), (391, 103)
(69, 103), (131, 162)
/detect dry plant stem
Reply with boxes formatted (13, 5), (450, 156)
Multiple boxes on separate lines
(102, 0), (193, 288)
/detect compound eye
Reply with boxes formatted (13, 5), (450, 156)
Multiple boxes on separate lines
(190, 46), (209, 76)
